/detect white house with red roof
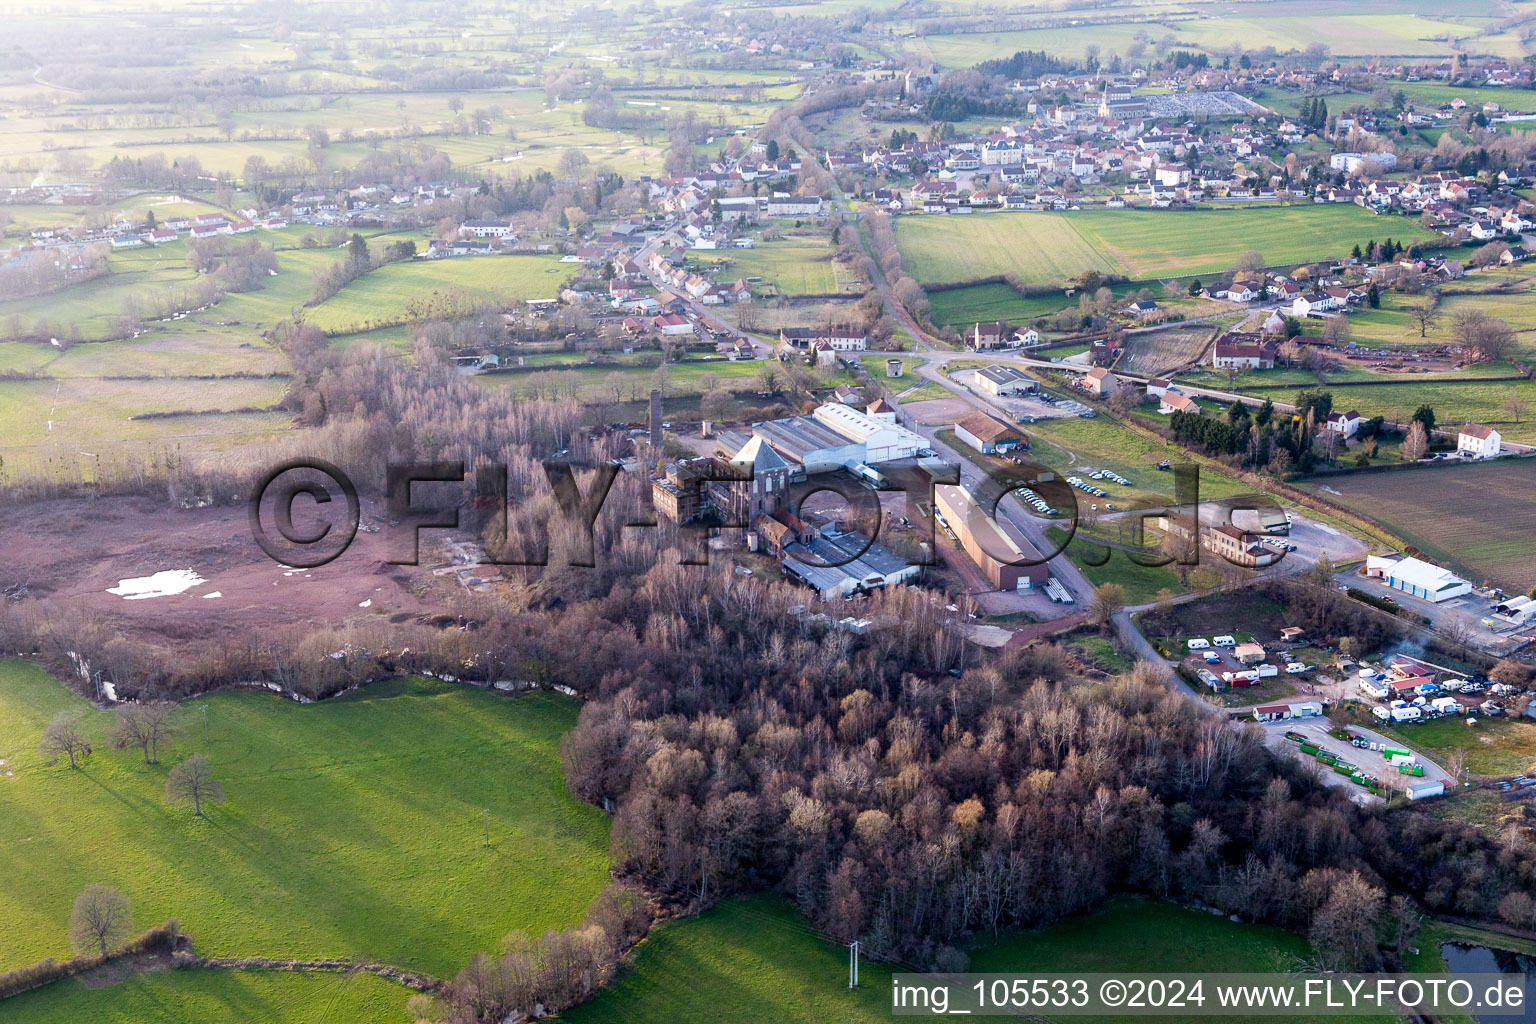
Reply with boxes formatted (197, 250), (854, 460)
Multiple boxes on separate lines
(1458, 423), (1501, 459)
(1325, 409), (1361, 438)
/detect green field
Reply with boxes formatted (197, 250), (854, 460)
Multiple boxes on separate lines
(0, 376), (293, 481)
(896, 208), (1436, 287)
(563, 895), (1388, 1024)
(1026, 411), (1255, 506)
(0, 968), (409, 1024)
(697, 238), (850, 297)
(305, 255), (572, 333)
(0, 245), (200, 340)
(897, 212), (1120, 287)
(1304, 379), (1536, 444)
(928, 282), (1077, 327)
(1300, 459), (1536, 592)
(560, 893), (895, 1024)
(1045, 526), (1186, 604)
(972, 900), (1390, 1024)
(0, 661), (611, 978)
(914, 0), (1500, 66)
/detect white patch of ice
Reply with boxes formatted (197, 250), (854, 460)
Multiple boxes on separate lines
(107, 569), (205, 600)
(358, 599), (372, 607)
(202, 591), (222, 599)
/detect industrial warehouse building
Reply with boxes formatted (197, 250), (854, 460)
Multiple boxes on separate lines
(976, 364), (1037, 397)
(750, 416), (865, 474)
(933, 483), (1049, 591)
(783, 529), (920, 598)
(811, 403), (925, 463)
(954, 410), (1027, 454)
(716, 403), (925, 475)
(1365, 554), (1472, 604)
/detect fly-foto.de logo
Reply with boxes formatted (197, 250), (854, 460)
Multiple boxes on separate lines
(248, 457), (1289, 574)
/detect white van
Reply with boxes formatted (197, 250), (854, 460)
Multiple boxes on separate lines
(1212, 635), (1236, 647)
(1187, 638), (1211, 650)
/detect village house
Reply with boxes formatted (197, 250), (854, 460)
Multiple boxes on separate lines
(1458, 423), (1502, 459)
(1325, 410), (1361, 438)
(1082, 366), (1118, 395)
(1211, 335), (1278, 370)
(1159, 390), (1200, 415)
(969, 321), (1014, 351)
(778, 326), (867, 354)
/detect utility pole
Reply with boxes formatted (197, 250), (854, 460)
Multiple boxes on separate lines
(848, 940), (859, 989)
(199, 705), (209, 743)
(483, 808), (490, 848)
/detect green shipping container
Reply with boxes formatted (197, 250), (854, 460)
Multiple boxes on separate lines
(1299, 743), (1319, 756)
(1382, 746), (1411, 760)
(1398, 764), (1424, 777)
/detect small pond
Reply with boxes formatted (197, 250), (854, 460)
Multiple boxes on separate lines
(1440, 942), (1536, 1022)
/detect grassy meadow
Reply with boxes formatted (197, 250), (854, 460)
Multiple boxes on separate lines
(695, 238), (850, 297)
(896, 207), (1436, 287)
(0, 968), (410, 1024)
(928, 282), (1077, 328)
(0, 662), (611, 978)
(304, 255), (572, 333)
(562, 894), (1389, 1024)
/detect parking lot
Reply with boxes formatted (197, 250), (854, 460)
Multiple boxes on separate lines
(1257, 717), (1455, 804)
(1219, 508), (1369, 573)
(952, 369), (1091, 422)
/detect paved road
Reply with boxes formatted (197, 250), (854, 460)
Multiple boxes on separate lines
(897, 403), (1098, 617)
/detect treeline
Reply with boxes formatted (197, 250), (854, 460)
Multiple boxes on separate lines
(435, 882), (651, 1023)
(1164, 388), (1394, 475)
(975, 49), (1068, 80)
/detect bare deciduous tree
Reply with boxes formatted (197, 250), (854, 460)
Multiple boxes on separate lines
(1401, 421), (1429, 462)
(40, 713), (91, 769)
(165, 754), (224, 817)
(1307, 870), (1384, 970)
(1407, 298), (1439, 338)
(114, 702), (179, 765)
(69, 884), (131, 957)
